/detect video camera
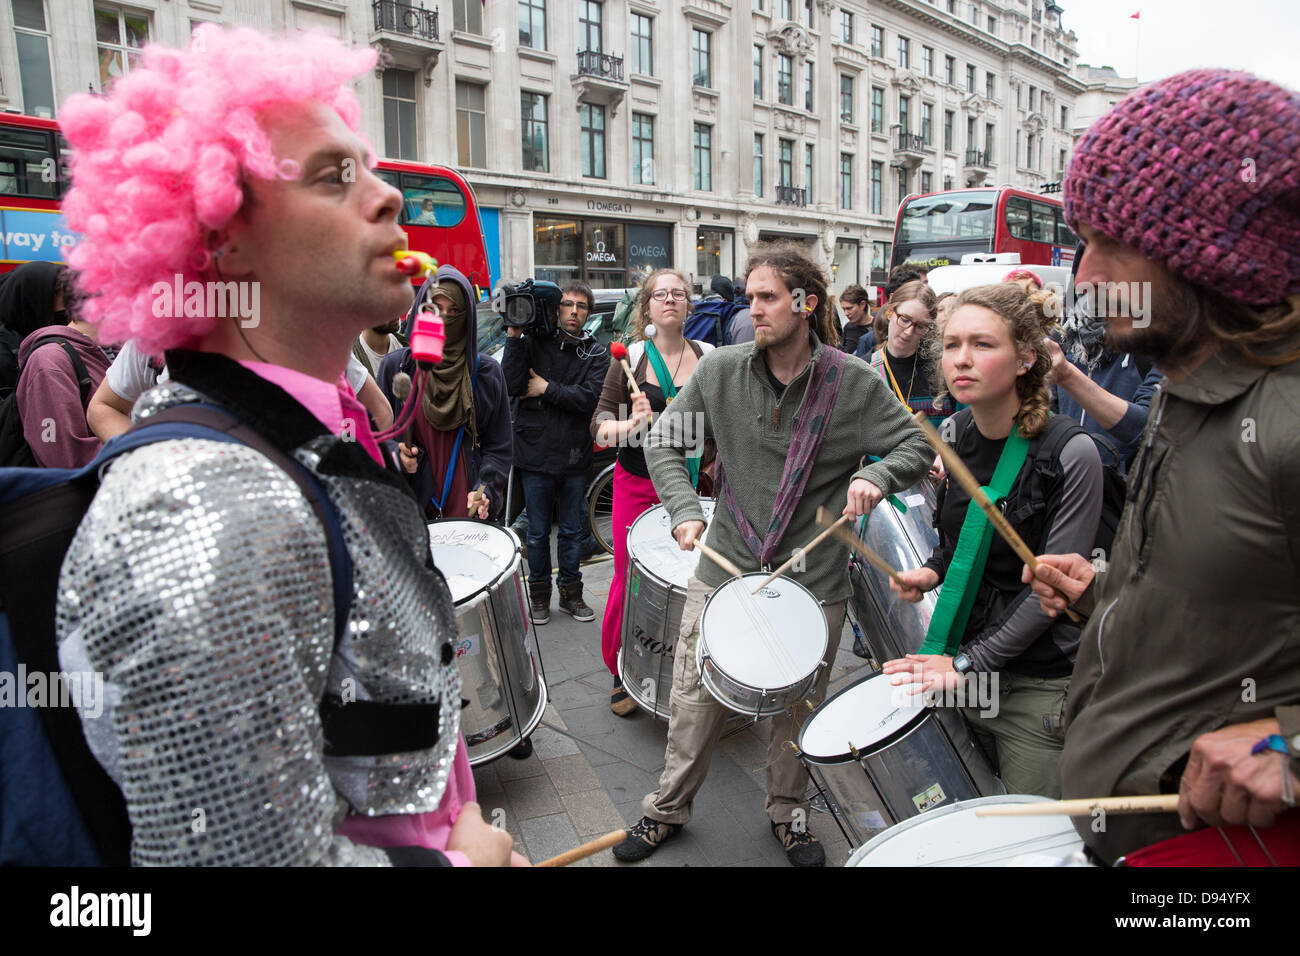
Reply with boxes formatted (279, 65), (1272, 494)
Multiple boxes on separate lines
(493, 278), (562, 336)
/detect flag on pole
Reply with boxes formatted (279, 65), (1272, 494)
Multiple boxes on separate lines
(1131, 11), (1141, 18)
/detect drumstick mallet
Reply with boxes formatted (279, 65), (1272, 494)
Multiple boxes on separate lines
(813, 507), (909, 589)
(608, 342), (641, 396)
(693, 539), (747, 580)
(535, 829), (628, 867)
(469, 465), (497, 517)
(975, 795), (1180, 817)
(752, 513), (854, 593)
(909, 412), (1082, 624)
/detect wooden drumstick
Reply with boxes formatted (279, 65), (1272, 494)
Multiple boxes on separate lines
(535, 829), (628, 867)
(975, 795), (1179, 817)
(608, 342), (642, 396)
(693, 540), (747, 580)
(752, 513), (853, 593)
(814, 506), (908, 588)
(910, 412), (1082, 624)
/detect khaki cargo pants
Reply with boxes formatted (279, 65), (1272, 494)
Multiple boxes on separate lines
(962, 672), (1070, 799)
(641, 576), (844, 826)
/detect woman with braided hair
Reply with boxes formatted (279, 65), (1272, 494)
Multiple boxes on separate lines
(882, 282), (1104, 798)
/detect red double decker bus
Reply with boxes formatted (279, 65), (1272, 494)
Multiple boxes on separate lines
(0, 113), (490, 295)
(891, 185), (1078, 274)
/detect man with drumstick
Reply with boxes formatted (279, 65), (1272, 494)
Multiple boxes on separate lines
(1023, 69), (1300, 864)
(616, 244), (932, 866)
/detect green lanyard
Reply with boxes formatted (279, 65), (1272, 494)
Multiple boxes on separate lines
(643, 340), (701, 489)
(919, 427), (1030, 657)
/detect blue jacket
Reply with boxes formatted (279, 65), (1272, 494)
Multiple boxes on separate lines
(1053, 352), (1162, 472)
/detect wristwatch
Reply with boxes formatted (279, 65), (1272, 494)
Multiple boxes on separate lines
(952, 652), (975, 676)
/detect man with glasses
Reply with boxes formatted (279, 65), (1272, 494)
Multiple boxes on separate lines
(503, 281), (607, 622)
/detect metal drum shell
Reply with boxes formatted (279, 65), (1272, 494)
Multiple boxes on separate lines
(429, 522), (547, 766)
(695, 573), (828, 719)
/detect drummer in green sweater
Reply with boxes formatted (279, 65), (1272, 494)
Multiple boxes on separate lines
(614, 243), (933, 867)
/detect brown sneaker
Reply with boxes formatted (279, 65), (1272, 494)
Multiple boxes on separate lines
(612, 816), (681, 862)
(771, 820), (825, 867)
(610, 676), (638, 717)
(558, 581), (595, 622)
(528, 581), (551, 625)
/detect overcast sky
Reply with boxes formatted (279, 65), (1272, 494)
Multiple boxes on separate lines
(1062, 0), (1300, 91)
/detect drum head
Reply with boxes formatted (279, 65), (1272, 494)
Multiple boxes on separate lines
(427, 520), (519, 605)
(699, 573), (826, 690)
(799, 672), (927, 762)
(626, 499), (716, 589)
(845, 795), (1087, 867)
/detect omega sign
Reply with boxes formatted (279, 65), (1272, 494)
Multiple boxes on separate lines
(630, 242), (667, 259)
(588, 199), (633, 213)
(587, 240), (616, 263)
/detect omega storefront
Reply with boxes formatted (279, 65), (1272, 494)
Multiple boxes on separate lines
(534, 197), (675, 290)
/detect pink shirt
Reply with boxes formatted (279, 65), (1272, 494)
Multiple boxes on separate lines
(239, 360), (476, 867)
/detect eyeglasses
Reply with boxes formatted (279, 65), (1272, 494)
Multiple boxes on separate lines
(650, 289), (689, 301)
(560, 299), (590, 311)
(895, 312), (934, 335)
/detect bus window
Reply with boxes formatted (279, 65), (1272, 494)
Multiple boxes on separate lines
(1054, 207), (1078, 248)
(1030, 201), (1055, 243)
(1005, 196), (1032, 241)
(402, 174), (467, 228)
(899, 191), (994, 244)
(375, 168), (400, 192)
(0, 126), (58, 198)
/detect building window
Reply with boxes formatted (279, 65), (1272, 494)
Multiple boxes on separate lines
(944, 110), (954, 151)
(897, 36), (910, 69)
(521, 90), (549, 172)
(801, 0), (814, 28)
(753, 45), (764, 98)
(897, 168), (909, 206)
(944, 55), (956, 85)
(753, 133), (764, 197)
(870, 24), (884, 58)
(630, 12), (653, 75)
(870, 161), (882, 214)
(692, 29), (711, 88)
(804, 61), (815, 111)
(946, 0), (956, 11)
(840, 153), (853, 209)
(841, 9), (853, 43)
(985, 122), (995, 163)
(1059, 147), (1067, 176)
(777, 54), (793, 106)
(967, 115), (977, 150)
(14, 0), (56, 116)
(383, 69), (418, 161)
(921, 171), (932, 194)
(966, 64), (976, 93)
(805, 143), (814, 202)
(839, 74), (854, 124)
(778, 138), (793, 188)
(632, 112), (654, 185)
(580, 102), (605, 178)
(988, 15), (997, 34)
(779, 0), (793, 18)
(455, 81), (486, 168)
(518, 0), (546, 50)
(985, 71), (995, 100)
(944, 175), (953, 191)
(870, 86), (883, 133)
(1026, 134), (1034, 170)
(95, 4), (149, 91)
(898, 95), (910, 132)
(453, 0), (483, 34)
(922, 46), (934, 76)
(579, 1), (602, 54)
(1030, 85), (1038, 112)
(921, 103), (932, 145)
(693, 123), (712, 191)
(1060, 105), (1069, 129)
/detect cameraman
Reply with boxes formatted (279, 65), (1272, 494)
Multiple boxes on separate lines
(502, 280), (607, 623)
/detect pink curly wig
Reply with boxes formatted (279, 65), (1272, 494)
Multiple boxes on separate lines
(61, 25), (376, 354)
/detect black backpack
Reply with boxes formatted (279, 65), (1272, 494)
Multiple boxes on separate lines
(0, 335), (94, 468)
(1024, 415), (1129, 559)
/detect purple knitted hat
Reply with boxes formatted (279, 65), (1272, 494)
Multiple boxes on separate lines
(1064, 69), (1300, 305)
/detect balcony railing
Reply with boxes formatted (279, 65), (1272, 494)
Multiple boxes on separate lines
(373, 0), (439, 41)
(965, 149), (993, 169)
(775, 185), (807, 207)
(577, 50), (625, 82)
(896, 131), (925, 153)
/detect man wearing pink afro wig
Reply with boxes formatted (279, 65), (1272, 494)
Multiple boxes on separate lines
(1026, 69), (1300, 864)
(55, 25), (520, 867)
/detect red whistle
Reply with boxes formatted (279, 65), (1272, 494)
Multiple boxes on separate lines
(411, 310), (445, 365)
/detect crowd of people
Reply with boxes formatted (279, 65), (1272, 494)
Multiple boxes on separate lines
(0, 22), (1295, 871)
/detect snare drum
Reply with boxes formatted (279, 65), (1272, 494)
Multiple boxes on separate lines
(798, 672), (1002, 846)
(845, 795), (1089, 867)
(618, 499), (716, 718)
(696, 573), (828, 718)
(428, 520), (547, 766)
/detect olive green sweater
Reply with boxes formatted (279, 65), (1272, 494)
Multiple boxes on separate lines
(645, 334), (933, 605)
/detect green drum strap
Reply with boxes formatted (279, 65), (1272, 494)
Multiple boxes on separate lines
(644, 340), (701, 489)
(919, 428), (1029, 657)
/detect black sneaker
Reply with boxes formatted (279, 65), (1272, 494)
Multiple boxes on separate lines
(612, 816), (681, 863)
(771, 820), (825, 867)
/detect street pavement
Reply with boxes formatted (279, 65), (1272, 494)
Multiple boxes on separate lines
(471, 542), (870, 868)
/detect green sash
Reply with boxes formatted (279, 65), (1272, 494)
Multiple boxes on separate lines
(643, 340), (701, 489)
(919, 427), (1030, 657)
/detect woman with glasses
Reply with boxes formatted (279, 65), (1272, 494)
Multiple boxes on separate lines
(590, 269), (714, 717)
(863, 280), (955, 429)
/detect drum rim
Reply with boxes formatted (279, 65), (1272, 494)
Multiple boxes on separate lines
(697, 572), (828, 693)
(426, 519), (522, 608)
(797, 671), (930, 763)
(625, 499), (716, 592)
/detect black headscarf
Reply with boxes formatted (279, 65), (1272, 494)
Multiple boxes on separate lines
(0, 262), (65, 339)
